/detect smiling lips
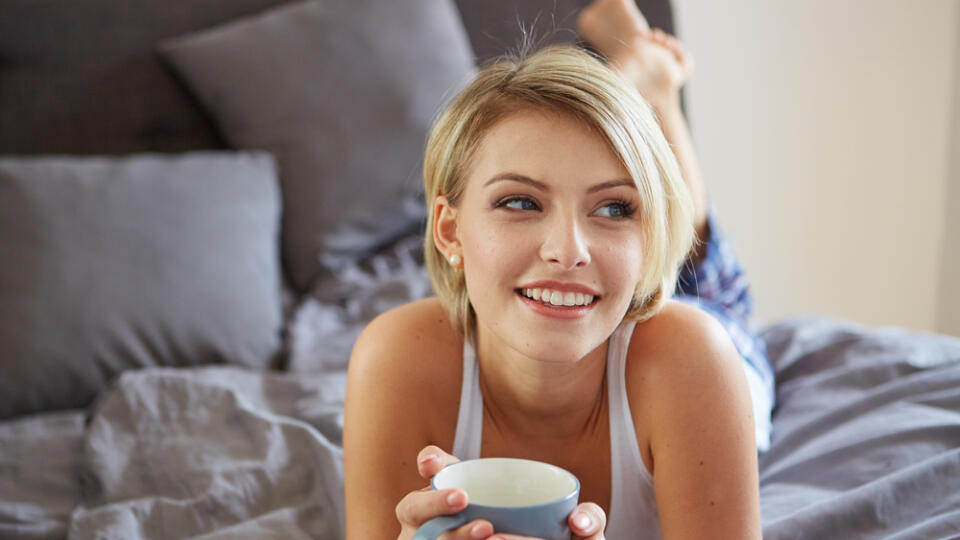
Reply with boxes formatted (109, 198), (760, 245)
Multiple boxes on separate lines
(520, 288), (595, 307)
(514, 281), (601, 318)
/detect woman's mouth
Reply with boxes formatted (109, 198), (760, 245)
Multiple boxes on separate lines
(514, 288), (599, 320)
(516, 287), (597, 307)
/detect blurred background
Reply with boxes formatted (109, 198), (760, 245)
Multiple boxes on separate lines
(673, 0), (960, 336)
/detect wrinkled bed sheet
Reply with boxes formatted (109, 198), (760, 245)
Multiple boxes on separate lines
(2, 311), (960, 539)
(0, 367), (347, 540)
(758, 317), (960, 539)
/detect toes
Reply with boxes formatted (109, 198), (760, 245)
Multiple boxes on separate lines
(650, 28), (680, 46)
(668, 37), (684, 54)
(651, 29), (688, 59)
(645, 28), (667, 48)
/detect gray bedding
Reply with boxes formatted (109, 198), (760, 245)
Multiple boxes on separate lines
(758, 318), (960, 538)
(1, 367), (347, 540)
(2, 315), (959, 539)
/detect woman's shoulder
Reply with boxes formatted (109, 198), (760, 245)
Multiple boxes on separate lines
(624, 300), (749, 472)
(627, 299), (745, 396)
(356, 296), (463, 362)
(348, 296), (464, 439)
(351, 296), (463, 383)
(628, 299), (734, 360)
(624, 302), (761, 535)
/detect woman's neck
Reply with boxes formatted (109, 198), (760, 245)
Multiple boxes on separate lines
(474, 326), (610, 443)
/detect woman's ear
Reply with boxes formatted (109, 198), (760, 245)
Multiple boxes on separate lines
(433, 195), (460, 258)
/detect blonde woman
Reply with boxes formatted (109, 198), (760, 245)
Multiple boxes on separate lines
(344, 1), (774, 538)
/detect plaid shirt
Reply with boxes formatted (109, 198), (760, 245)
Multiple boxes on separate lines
(673, 210), (776, 411)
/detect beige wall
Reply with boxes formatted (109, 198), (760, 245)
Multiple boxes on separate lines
(938, 4), (960, 337)
(672, 0), (959, 334)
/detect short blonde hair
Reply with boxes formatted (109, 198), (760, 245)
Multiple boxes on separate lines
(423, 44), (695, 342)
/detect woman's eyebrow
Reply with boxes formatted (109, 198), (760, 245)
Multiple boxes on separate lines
(484, 173), (548, 190)
(587, 178), (637, 193)
(483, 173), (636, 193)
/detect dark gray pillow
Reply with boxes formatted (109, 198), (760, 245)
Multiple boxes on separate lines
(159, 0), (476, 292)
(0, 152), (284, 419)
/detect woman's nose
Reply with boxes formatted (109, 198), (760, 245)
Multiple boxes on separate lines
(540, 214), (591, 270)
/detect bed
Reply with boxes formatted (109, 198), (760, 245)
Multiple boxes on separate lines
(2, 1), (959, 539)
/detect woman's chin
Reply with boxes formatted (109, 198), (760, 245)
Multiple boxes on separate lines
(515, 336), (606, 365)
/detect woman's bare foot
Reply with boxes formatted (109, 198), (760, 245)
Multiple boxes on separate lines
(577, 0), (650, 55)
(578, 0), (694, 110)
(579, 0), (709, 254)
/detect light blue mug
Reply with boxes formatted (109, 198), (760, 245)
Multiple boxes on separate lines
(412, 457), (580, 540)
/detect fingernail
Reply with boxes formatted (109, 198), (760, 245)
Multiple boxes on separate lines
(471, 522), (491, 538)
(574, 512), (592, 529)
(446, 490), (464, 506)
(418, 454), (437, 465)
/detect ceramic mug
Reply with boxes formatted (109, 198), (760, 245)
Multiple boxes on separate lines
(412, 457), (580, 540)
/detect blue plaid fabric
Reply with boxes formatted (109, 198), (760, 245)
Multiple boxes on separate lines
(673, 209), (777, 414)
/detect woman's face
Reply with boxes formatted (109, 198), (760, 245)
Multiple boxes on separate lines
(452, 108), (646, 362)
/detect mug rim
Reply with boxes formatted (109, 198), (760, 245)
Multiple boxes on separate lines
(430, 457), (581, 510)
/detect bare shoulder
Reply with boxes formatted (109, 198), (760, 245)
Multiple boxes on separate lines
(343, 297), (464, 539)
(626, 300), (751, 449)
(625, 300), (762, 538)
(355, 296), (462, 367)
(627, 299), (740, 377)
(348, 296), (463, 437)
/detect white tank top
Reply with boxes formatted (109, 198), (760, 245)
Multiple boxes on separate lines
(451, 320), (662, 539)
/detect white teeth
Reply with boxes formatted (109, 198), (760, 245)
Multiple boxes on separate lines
(521, 288), (597, 307)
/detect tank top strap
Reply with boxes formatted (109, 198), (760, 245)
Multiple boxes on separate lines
(606, 319), (660, 539)
(452, 336), (483, 460)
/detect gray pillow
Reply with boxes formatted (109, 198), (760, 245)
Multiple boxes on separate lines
(0, 152), (284, 419)
(159, 0), (477, 292)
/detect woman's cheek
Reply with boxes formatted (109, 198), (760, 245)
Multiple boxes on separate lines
(476, 222), (528, 263)
(604, 237), (645, 302)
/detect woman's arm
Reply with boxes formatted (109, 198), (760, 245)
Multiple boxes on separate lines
(344, 309), (433, 538)
(637, 303), (762, 539)
(344, 298), (490, 539)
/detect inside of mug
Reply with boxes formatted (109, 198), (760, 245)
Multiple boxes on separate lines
(432, 458), (578, 507)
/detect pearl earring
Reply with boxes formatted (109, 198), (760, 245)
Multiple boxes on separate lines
(449, 254), (461, 267)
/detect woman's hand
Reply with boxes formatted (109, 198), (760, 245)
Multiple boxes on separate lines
(395, 445), (495, 540)
(568, 502), (607, 539)
(396, 446), (606, 540)
(478, 503), (606, 540)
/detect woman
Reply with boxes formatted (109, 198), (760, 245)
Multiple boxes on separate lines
(344, 1), (774, 538)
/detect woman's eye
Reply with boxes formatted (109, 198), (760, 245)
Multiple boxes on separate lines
(595, 201), (635, 218)
(498, 197), (539, 211)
